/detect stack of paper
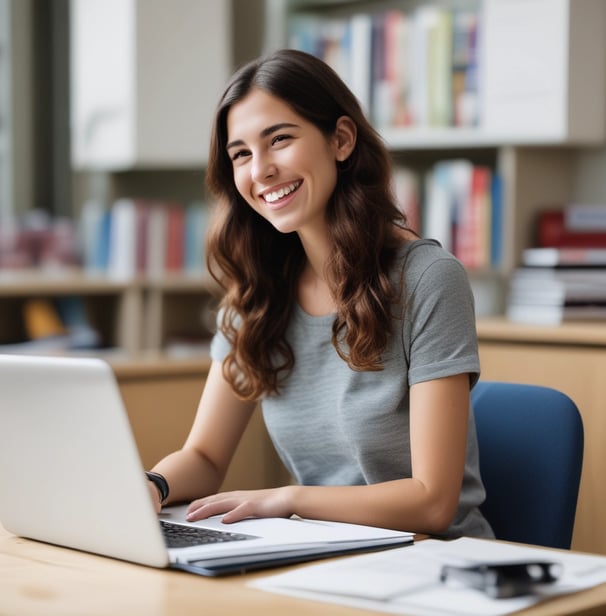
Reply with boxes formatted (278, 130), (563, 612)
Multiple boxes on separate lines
(252, 537), (606, 616)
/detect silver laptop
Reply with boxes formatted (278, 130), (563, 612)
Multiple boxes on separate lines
(0, 354), (412, 576)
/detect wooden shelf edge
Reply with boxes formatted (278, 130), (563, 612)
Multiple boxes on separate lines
(477, 316), (606, 346)
(109, 354), (212, 380)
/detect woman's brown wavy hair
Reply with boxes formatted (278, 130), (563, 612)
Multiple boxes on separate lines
(205, 48), (409, 400)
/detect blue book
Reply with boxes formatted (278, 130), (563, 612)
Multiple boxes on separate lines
(184, 201), (209, 276)
(490, 172), (503, 268)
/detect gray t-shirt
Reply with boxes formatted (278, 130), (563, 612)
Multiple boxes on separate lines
(211, 239), (494, 539)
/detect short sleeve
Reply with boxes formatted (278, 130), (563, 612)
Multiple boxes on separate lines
(404, 254), (480, 388)
(209, 309), (231, 362)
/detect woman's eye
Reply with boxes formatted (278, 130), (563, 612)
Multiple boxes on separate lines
(271, 134), (291, 146)
(230, 149), (250, 162)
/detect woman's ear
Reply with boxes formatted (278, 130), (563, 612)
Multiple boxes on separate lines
(334, 116), (357, 162)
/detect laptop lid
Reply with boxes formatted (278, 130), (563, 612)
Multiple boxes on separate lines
(0, 354), (413, 575)
(0, 354), (170, 568)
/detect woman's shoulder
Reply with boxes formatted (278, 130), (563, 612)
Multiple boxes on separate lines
(393, 237), (469, 289)
(397, 237), (459, 266)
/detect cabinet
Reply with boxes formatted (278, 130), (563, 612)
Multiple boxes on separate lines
(478, 317), (606, 555)
(69, 0), (232, 170)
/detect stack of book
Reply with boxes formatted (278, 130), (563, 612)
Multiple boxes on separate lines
(507, 204), (606, 325)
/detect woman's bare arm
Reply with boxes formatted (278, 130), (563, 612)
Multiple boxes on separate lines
(185, 373), (470, 534)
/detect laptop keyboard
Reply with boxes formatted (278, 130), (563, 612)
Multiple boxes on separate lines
(160, 520), (257, 549)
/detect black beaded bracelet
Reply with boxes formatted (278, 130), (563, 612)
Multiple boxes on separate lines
(145, 471), (169, 504)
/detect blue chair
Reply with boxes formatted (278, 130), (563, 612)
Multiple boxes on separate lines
(471, 381), (584, 550)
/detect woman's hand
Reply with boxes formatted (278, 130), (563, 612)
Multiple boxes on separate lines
(186, 486), (296, 523)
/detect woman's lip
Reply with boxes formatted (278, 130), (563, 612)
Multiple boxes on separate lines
(260, 181), (302, 209)
(263, 192), (296, 211)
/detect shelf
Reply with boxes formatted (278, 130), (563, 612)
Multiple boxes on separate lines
(109, 353), (211, 379)
(0, 269), (134, 295)
(477, 316), (606, 347)
(382, 126), (595, 151)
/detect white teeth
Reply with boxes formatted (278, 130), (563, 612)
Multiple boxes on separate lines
(264, 181), (300, 203)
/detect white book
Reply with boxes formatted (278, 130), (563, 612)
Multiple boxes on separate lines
(522, 247), (606, 267)
(107, 199), (137, 280)
(507, 303), (606, 326)
(146, 203), (167, 279)
(564, 204), (606, 231)
(349, 13), (372, 116)
(423, 164), (452, 251)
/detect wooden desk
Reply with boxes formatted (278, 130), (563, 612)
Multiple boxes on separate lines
(2, 524), (606, 616)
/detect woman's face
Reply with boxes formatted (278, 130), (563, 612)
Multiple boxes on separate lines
(226, 88), (354, 237)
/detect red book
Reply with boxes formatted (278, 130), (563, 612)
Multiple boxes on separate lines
(457, 166), (490, 269)
(164, 202), (185, 272)
(537, 209), (606, 248)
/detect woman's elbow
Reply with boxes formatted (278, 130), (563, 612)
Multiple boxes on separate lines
(420, 494), (459, 534)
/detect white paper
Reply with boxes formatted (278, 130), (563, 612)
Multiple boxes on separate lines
(251, 537), (606, 616)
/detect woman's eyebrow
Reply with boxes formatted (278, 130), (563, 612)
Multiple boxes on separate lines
(226, 122), (300, 150)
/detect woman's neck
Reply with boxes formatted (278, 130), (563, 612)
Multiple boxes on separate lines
(296, 229), (335, 316)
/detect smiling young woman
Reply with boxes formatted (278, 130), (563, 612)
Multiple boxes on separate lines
(147, 49), (494, 540)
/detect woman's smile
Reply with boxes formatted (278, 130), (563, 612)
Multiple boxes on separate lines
(261, 180), (303, 206)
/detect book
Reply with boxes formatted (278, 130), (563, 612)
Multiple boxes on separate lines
(134, 200), (151, 275)
(451, 8), (480, 127)
(55, 296), (102, 349)
(164, 202), (185, 272)
(23, 299), (66, 339)
(391, 166), (420, 234)
(384, 10), (413, 127)
(79, 199), (108, 273)
(423, 161), (456, 251)
(426, 6), (453, 127)
(410, 6), (432, 126)
(370, 12), (390, 128)
(506, 302), (606, 326)
(507, 261), (606, 324)
(456, 165), (490, 269)
(146, 203), (167, 278)
(489, 172), (503, 267)
(565, 203), (606, 231)
(107, 199), (138, 279)
(349, 13), (373, 115)
(508, 284), (606, 305)
(522, 247), (606, 267)
(183, 201), (209, 276)
(537, 209), (606, 248)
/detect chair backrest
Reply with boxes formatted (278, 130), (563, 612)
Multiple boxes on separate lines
(471, 381), (584, 550)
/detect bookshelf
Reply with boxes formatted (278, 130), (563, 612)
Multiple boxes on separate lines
(267, 0), (606, 314)
(0, 270), (217, 359)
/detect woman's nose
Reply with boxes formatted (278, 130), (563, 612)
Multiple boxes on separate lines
(251, 154), (277, 182)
